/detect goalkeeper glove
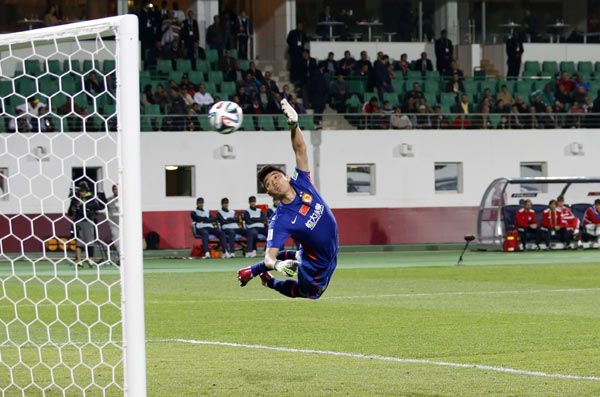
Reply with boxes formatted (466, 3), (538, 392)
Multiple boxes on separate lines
(280, 98), (298, 130)
(274, 259), (299, 277)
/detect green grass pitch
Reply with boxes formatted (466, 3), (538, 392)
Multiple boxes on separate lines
(2, 249), (600, 396)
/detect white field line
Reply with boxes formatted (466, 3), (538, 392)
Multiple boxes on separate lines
(143, 287), (600, 304)
(157, 338), (600, 382)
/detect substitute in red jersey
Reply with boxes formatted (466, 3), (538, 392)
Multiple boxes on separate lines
(556, 195), (581, 234)
(514, 199), (540, 250)
(540, 200), (570, 248)
(583, 199), (600, 240)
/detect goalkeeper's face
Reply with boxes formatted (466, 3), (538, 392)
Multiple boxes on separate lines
(263, 171), (292, 199)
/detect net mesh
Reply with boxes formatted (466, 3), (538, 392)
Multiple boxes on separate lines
(0, 23), (124, 396)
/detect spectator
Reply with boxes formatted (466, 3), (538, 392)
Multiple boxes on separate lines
(497, 115), (510, 129)
(566, 101), (583, 128)
(171, 1), (185, 23)
(236, 10), (252, 59)
(472, 105), (492, 129)
(583, 199), (600, 237)
(445, 60), (464, 78)
(389, 106), (413, 129)
(106, 184), (120, 253)
(374, 54), (394, 100)
(574, 73), (590, 93)
(57, 97), (86, 132)
(280, 84), (292, 101)
(309, 64), (329, 126)
(219, 49), (236, 74)
(290, 95), (306, 114)
(206, 15), (225, 57)
(139, 3), (159, 66)
(432, 105), (450, 129)
(395, 53), (410, 77)
(506, 31), (524, 79)
(554, 84), (572, 105)
(362, 96), (383, 129)
(243, 195), (268, 258)
(167, 87), (187, 131)
(221, 5), (237, 51)
(445, 73), (465, 94)
(556, 196), (581, 246)
(573, 86), (588, 104)
(226, 60), (246, 83)
(397, 3), (414, 41)
(539, 83), (555, 107)
(592, 90), (600, 113)
(180, 10), (201, 69)
(217, 197), (246, 258)
(553, 99), (565, 114)
(317, 5), (336, 39)
(84, 71), (103, 96)
(413, 104), (432, 129)
(494, 98), (508, 113)
(193, 84), (214, 111)
(153, 83), (170, 114)
(354, 51), (373, 89)
(556, 72), (575, 94)
(299, 49), (318, 105)
(263, 71), (279, 94)
(191, 197), (228, 258)
(160, 11), (180, 48)
(330, 74), (350, 113)
(35, 105), (55, 133)
(414, 52), (433, 74)
(404, 82), (424, 107)
(287, 22), (309, 83)
(239, 73), (259, 97)
(496, 84), (515, 107)
(514, 96), (529, 113)
(435, 29), (453, 74)
(515, 199), (540, 250)
(524, 106), (541, 129)
(479, 88), (494, 106)
(43, 3), (62, 26)
(451, 114), (472, 129)
(321, 52), (339, 78)
(338, 50), (356, 76)
(540, 199), (569, 249)
(541, 105), (561, 129)
(246, 61), (264, 83)
(521, 9), (540, 42)
(508, 104), (524, 128)
(257, 84), (273, 113)
(269, 92), (284, 115)
(68, 181), (101, 267)
(452, 94), (474, 114)
(531, 94), (546, 113)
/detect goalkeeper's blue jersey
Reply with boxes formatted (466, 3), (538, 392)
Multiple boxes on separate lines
(267, 168), (339, 270)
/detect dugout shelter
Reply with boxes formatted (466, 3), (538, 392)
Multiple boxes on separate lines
(477, 177), (600, 250)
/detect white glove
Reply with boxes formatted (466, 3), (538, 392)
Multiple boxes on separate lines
(280, 98), (298, 129)
(274, 259), (299, 277)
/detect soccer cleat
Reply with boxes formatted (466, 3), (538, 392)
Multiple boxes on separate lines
(237, 266), (254, 287)
(259, 272), (272, 287)
(274, 259), (299, 277)
(245, 250), (257, 258)
(280, 98), (298, 129)
(203, 251), (211, 259)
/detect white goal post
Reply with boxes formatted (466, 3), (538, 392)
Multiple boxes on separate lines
(0, 15), (146, 396)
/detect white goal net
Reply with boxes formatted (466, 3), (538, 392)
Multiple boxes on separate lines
(0, 16), (146, 396)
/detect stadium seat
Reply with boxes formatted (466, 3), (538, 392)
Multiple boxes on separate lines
(203, 82), (217, 95)
(524, 61), (541, 75)
(241, 114), (256, 131)
(0, 80), (13, 97)
(230, 49), (238, 58)
(577, 61), (593, 75)
(198, 115), (211, 131)
(393, 71), (404, 81)
(188, 71), (205, 84)
(425, 70), (441, 81)
(570, 203), (590, 222)
(559, 61), (576, 75)
(169, 71), (184, 83)
(424, 92), (437, 106)
(103, 60), (116, 75)
(346, 80), (366, 98)
(207, 71), (224, 85)
(47, 59), (62, 75)
(258, 116), (277, 131)
(515, 80), (532, 93)
(439, 92), (457, 107)
(83, 60), (100, 73)
(298, 115), (316, 130)
(15, 76), (36, 97)
(542, 61), (558, 76)
(473, 68), (486, 80)
(59, 76), (78, 95)
(502, 205), (520, 231)
(220, 81), (236, 97)
(391, 80), (405, 94)
(238, 60), (250, 71)
(176, 59), (192, 73)
(24, 59), (43, 76)
(463, 80), (478, 96)
(156, 59), (172, 77)
(195, 61), (211, 74)
(479, 81), (497, 94)
(204, 49), (219, 65)
(63, 59), (82, 74)
(39, 77), (59, 96)
(345, 95), (362, 112)
(383, 92), (400, 107)
(49, 93), (68, 111)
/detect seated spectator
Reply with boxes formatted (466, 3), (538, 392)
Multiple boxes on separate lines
(496, 115), (509, 129)
(248, 97), (264, 115)
(57, 97), (86, 132)
(445, 73), (465, 94)
(239, 73), (259, 97)
(225, 59), (246, 83)
(452, 94), (474, 114)
(246, 61), (264, 83)
(514, 96), (529, 113)
(445, 60), (464, 78)
(362, 96), (384, 129)
(530, 94), (545, 113)
(354, 51), (373, 89)
(404, 96), (418, 114)
(166, 87), (187, 131)
(541, 105), (561, 129)
(479, 91), (494, 110)
(390, 106), (413, 129)
(553, 99), (566, 114)
(84, 71), (103, 96)
(572, 85), (588, 104)
(236, 86), (252, 111)
(186, 103), (201, 131)
(431, 105), (450, 129)
(243, 195), (268, 258)
(574, 73), (590, 93)
(153, 83), (170, 114)
(515, 199), (540, 250)
(142, 84), (156, 106)
(321, 52), (338, 78)
(338, 50), (356, 76)
(414, 51), (433, 74)
(404, 82), (424, 106)
(289, 95), (306, 114)
(556, 71), (574, 94)
(539, 83), (555, 107)
(540, 199), (570, 249)
(269, 92), (284, 114)
(256, 84), (273, 113)
(472, 105), (492, 129)
(494, 98), (509, 113)
(330, 74), (350, 113)
(508, 104), (524, 128)
(8, 109), (32, 132)
(193, 84), (214, 112)
(592, 90), (600, 113)
(413, 104), (432, 129)
(381, 100), (393, 129)
(218, 49), (235, 73)
(496, 84), (515, 107)
(217, 197), (246, 258)
(180, 73), (193, 91)
(566, 101), (584, 128)
(556, 195), (581, 246)
(524, 106), (541, 129)
(582, 199), (600, 243)
(191, 197), (228, 259)
(280, 84), (292, 101)
(451, 113), (472, 129)
(394, 53), (410, 77)
(35, 105), (56, 133)
(263, 71), (279, 94)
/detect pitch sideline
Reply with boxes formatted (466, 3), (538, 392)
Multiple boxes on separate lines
(155, 338), (600, 382)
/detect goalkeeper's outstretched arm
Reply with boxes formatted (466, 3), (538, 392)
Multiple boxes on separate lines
(281, 99), (308, 172)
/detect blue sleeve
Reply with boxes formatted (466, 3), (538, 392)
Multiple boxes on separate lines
(291, 167), (315, 190)
(267, 217), (289, 250)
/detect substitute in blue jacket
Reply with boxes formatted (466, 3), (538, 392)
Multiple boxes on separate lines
(237, 99), (339, 299)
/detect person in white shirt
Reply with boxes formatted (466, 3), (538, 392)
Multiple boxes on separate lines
(193, 84), (214, 112)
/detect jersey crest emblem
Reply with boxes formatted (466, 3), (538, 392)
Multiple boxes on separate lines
(302, 193), (313, 204)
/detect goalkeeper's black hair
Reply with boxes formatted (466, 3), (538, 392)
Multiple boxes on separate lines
(257, 165), (285, 185)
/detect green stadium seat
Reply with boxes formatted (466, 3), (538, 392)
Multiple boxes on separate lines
(0, 80), (13, 97)
(156, 59), (172, 77)
(275, 115), (288, 130)
(404, 80), (421, 93)
(24, 59), (43, 76)
(439, 92), (457, 107)
(383, 92), (400, 107)
(39, 77), (59, 96)
(176, 59), (192, 73)
(83, 60), (100, 73)
(169, 71), (184, 83)
(258, 115), (277, 131)
(230, 49), (238, 58)
(364, 91), (378, 102)
(188, 71), (205, 84)
(425, 70), (441, 81)
(203, 82), (217, 95)
(542, 61), (558, 76)
(204, 49), (219, 65)
(577, 61), (593, 74)
(207, 71), (224, 85)
(522, 70), (539, 79)
(63, 59), (82, 74)
(49, 93), (68, 111)
(406, 70), (422, 81)
(393, 71), (404, 81)
(523, 61), (540, 74)
(241, 114), (256, 131)
(298, 115), (316, 130)
(515, 80), (532, 92)
(15, 76), (36, 97)
(391, 80), (405, 94)
(238, 60), (250, 71)
(424, 92), (437, 106)
(345, 95), (362, 112)
(195, 61), (211, 73)
(423, 81), (438, 94)
(220, 81), (236, 97)
(73, 92), (92, 109)
(473, 68), (486, 81)
(560, 61), (576, 75)
(346, 80), (366, 97)
(47, 59), (62, 75)
(103, 60), (116, 75)
(463, 80), (478, 95)
(479, 81), (497, 94)
(59, 76), (78, 95)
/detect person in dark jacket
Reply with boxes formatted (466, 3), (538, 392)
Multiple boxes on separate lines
(191, 197), (228, 259)
(506, 31), (524, 79)
(68, 181), (101, 267)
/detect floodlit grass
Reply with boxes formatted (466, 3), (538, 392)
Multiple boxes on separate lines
(2, 250), (600, 396)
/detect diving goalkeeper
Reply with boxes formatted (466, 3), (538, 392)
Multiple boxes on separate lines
(237, 99), (339, 299)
